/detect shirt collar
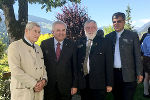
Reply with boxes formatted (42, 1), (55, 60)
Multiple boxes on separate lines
(116, 29), (124, 37)
(24, 36), (34, 46)
(54, 37), (63, 46)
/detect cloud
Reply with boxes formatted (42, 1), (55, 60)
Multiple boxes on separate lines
(132, 21), (136, 25)
(132, 18), (150, 27)
(139, 19), (150, 23)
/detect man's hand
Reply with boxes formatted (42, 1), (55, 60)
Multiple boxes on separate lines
(106, 86), (112, 92)
(34, 79), (46, 92)
(71, 88), (77, 95)
(137, 75), (143, 83)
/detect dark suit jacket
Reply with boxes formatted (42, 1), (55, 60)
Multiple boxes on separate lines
(76, 35), (113, 89)
(40, 37), (77, 92)
(105, 30), (143, 82)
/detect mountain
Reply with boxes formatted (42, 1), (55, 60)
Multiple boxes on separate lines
(28, 15), (53, 34)
(0, 14), (53, 45)
(136, 22), (150, 34)
(0, 14), (53, 34)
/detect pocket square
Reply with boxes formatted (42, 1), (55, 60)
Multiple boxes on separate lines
(97, 52), (103, 55)
(123, 38), (128, 43)
(78, 44), (83, 48)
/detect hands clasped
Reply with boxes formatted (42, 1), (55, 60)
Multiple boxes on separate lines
(34, 79), (46, 92)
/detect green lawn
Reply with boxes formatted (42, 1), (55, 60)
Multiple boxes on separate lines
(106, 83), (150, 100)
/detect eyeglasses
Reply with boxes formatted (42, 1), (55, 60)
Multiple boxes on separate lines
(113, 20), (124, 24)
(85, 26), (97, 30)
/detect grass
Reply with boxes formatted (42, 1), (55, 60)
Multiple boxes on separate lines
(73, 83), (150, 100)
(106, 83), (150, 100)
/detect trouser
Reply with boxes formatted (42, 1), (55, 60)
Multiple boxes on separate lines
(44, 82), (71, 100)
(113, 68), (137, 100)
(80, 75), (106, 100)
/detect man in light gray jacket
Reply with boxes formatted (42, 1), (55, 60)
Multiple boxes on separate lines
(8, 22), (47, 100)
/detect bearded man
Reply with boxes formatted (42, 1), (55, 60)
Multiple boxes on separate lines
(76, 20), (113, 100)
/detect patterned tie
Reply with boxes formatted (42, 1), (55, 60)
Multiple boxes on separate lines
(56, 42), (61, 61)
(83, 39), (92, 75)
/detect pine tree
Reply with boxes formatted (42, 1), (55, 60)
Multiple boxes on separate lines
(125, 5), (134, 30)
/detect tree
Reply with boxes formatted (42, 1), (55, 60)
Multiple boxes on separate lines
(56, 3), (89, 40)
(125, 4), (134, 30)
(103, 25), (114, 36)
(0, 0), (81, 43)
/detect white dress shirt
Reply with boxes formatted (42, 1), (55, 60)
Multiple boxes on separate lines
(86, 38), (93, 73)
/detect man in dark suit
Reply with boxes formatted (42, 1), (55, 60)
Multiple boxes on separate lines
(40, 21), (77, 100)
(105, 12), (143, 100)
(77, 20), (113, 100)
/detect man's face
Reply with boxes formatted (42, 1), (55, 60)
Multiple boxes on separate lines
(25, 26), (41, 43)
(112, 16), (125, 32)
(84, 22), (97, 39)
(52, 24), (66, 42)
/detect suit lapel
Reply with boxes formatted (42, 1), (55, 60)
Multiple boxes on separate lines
(112, 31), (117, 46)
(81, 37), (87, 57)
(90, 36), (99, 55)
(48, 38), (57, 61)
(57, 39), (70, 62)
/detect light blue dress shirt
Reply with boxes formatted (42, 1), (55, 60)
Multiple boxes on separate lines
(114, 30), (124, 68)
(141, 34), (150, 57)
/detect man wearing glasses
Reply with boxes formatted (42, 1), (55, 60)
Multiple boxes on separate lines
(105, 12), (143, 100)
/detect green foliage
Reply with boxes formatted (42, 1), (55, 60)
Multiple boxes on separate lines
(28, 0), (81, 12)
(103, 25), (115, 36)
(0, 54), (10, 100)
(0, 16), (1, 22)
(56, 3), (89, 40)
(105, 83), (150, 100)
(125, 4), (134, 30)
(0, 38), (6, 59)
(35, 33), (53, 46)
(0, 0), (81, 43)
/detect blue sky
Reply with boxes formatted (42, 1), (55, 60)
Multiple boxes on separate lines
(13, 0), (150, 28)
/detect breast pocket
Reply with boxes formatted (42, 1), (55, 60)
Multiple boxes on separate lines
(122, 38), (133, 46)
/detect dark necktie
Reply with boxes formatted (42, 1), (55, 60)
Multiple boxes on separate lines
(56, 42), (61, 61)
(83, 39), (92, 75)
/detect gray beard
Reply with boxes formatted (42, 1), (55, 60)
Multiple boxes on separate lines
(85, 32), (97, 40)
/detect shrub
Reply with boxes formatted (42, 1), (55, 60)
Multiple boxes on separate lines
(35, 33), (53, 46)
(56, 3), (89, 40)
(0, 38), (6, 59)
(0, 54), (10, 100)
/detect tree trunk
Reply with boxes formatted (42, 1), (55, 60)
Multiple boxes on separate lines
(18, 0), (28, 38)
(2, 1), (17, 43)
(2, 0), (28, 43)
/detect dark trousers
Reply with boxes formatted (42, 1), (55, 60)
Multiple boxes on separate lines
(44, 82), (71, 100)
(80, 75), (106, 100)
(113, 68), (137, 100)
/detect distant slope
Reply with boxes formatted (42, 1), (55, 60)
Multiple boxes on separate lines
(136, 22), (150, 34)
(28, 15), (53, 34)
(0, 14), (53, 34)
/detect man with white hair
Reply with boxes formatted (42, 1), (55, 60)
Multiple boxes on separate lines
(8, 22), (47, 100)
(76, 20), (113, 100)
